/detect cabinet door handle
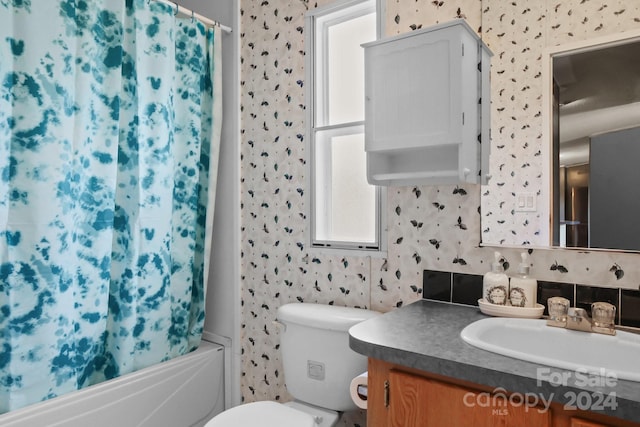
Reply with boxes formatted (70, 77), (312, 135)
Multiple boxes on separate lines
(384, 380), (390, 407)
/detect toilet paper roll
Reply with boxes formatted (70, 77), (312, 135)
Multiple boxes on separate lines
(349, 372), (368, 410)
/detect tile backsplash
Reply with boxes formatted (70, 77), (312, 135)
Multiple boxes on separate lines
(621, 291), (640, 328)
(423, 269), (640, 328)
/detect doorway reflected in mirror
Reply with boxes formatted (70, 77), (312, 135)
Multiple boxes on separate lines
(551, 35), (640, 251)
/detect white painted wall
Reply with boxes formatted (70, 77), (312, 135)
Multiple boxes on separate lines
(177, 0), (241, 409)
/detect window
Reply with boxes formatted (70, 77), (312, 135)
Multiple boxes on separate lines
(305, 0), (383, 252)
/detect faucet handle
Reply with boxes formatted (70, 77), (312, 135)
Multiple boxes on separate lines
(547, 297), (570, 327)
(591, 302), (616, 333)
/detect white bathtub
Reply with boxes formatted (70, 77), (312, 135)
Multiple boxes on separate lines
(0, 340), (225, 427)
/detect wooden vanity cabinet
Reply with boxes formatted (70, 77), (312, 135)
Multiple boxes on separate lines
(367, 358), (639, 427)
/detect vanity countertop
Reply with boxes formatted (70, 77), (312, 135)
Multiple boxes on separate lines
(349, 299), (640, 423)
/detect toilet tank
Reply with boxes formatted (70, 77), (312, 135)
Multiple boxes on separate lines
(276, 303), (380, 412)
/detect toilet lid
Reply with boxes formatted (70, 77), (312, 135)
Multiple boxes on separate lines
(205, 401), (316, 427)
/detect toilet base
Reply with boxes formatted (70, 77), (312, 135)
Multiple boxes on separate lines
(284, 401), (339, 427)
(204, 400), (340, 427)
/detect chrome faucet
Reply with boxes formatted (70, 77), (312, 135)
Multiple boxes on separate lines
(565, 307), (596, 332)
(546, 298), (616, 336)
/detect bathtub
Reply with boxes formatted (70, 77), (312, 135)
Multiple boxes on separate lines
(0, 340), (225, 427)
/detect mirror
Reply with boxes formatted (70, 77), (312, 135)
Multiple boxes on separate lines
(548, 34), (640, 251)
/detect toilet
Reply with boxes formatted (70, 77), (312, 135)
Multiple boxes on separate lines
(205, 303), (380, 427)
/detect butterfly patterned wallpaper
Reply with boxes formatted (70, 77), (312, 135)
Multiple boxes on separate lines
(239, 0), (640, 424)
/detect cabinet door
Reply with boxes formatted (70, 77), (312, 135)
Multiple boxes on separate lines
(364, 27), (463, 153)
(388, 370), (551, 427)
(362, 20), (490, 186)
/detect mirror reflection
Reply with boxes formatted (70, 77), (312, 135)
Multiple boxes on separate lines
(551, 37), (640, 251)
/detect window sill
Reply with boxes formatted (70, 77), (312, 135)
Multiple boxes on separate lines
(309, 244), (388, 259)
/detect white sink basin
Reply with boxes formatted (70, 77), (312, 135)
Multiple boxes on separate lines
(461, 317), (640, 382)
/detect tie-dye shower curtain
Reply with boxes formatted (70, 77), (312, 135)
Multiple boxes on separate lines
(0, 0), (222, 413)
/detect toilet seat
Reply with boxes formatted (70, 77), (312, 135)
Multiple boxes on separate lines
(205, 401), (316, 427)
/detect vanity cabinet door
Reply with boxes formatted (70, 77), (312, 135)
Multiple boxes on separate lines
(368, 358), (639, 427)
(386, 369), (551, 427)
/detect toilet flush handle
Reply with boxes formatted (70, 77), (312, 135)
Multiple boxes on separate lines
(272, 320), (286, 332)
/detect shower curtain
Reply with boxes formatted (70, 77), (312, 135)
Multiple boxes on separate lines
(0, 0), (222, 413)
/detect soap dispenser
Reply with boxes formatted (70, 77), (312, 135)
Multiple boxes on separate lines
(508, 252), (537, 308)
(483, 252), (509, 305)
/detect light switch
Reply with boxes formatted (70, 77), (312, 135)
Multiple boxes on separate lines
(515, 192), (536, 212)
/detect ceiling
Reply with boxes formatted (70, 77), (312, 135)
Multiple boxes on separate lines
(553, 38), (640, 165)
(554, 39), (640, 114)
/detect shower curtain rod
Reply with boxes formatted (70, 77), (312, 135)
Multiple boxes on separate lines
(152, 0), (233, 33)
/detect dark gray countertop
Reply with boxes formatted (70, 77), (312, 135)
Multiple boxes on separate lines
(349, 299), (640, 423)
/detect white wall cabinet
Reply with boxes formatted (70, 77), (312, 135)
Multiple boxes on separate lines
(363, 20), (492, 186)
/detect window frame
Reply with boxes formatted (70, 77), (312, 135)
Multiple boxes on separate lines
(304, 0), (386, 254)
